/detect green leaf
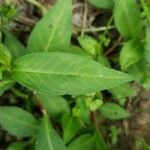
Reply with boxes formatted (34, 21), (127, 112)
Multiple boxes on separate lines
(95, 132), (107, 150)
(61, 114), (81, 143)
(27, 0), (72, 53)
(0, 80), (14, 96)
(144, 23), (150, 64)
(78, 35), (99, 57)
(0, 106), (39, 137)
(0, 43), (12, 68)
(100, 103), (130, 119)
(4, 31), (26, 60)
(7, 141), (26, 150)
(120, 40), (143, 70)
(88, 0), (114, 9)
(114, 0), (142, 39)
(38, 94), (70, 117)
(0, 71), (2, 79)
(36, 115), (67, 150)
(12, 52), (133, 96)
(68, 133), (96, 150)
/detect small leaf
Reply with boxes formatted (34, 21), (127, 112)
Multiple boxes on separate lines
(78, 35), (99, 57)
(120, 40), (143, 70)
(0, 43), (12, 68)
(28, 0), (72, 53)
(12, 52), (133, 96)
(88, 0), (114, 9)
(4, 31), (26, 60)
(0, 80), (14, 96)
(0, 106), (39, 137)
(61, 114), (81, 143)
(38, 94), (70, 117)
(114, 0), (142, 39)
(36, 115), (67, 150)
(68, 133), (96, 150)
(99, 103), (130, 119)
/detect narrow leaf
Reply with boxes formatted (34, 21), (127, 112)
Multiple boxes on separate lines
(12, 52), (133, 96)
(4, 31), (26, 60)
(0, 43), (12, 68)
(0, 106), (39, 137)
(99, 103), (130, 119)
(27, 0), (72, 53)
(36, 115), (67, 150)
(61, 114), (81, 143)
(144, 23), (150, 64)
(114, 0), (142, 39)
(120, 40), (143, 70)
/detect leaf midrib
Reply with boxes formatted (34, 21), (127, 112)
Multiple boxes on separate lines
(13, 69), (125, 80)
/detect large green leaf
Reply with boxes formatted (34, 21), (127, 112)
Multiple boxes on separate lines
(88, 0), (114, 9)
(114, 0), (142, 39)
(3, 31), (26, 60)
(27, 0), (72, 53)
(0, 106), (39, 137)
(120, 40), (143, 70)
(99, 103), (130, 120)
(38, 94), (70, 117)
(36, 115), (67, 150)
(12, 52), (133, 96)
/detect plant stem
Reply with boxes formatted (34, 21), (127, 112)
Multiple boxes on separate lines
(75, 25), (115, 33)
(25, 0), (47, 15)
(81, 0), (88, 36)
(11, 87), (29, 99)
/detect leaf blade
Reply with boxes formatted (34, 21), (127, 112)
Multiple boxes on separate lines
(12, 52), (133, 96)
(0, 106), (39, 137)
(27, 0), (72, 53)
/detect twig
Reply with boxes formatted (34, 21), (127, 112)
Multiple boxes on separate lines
(105, 36), (122, 56)
(25, 0), (47, 15)
(81, 0), (88, 36)
(75, 25), (115, 33)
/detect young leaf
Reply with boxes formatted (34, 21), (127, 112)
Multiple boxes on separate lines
(120, 40), (143, 70)
(88, 0), (114, 9)
(0, 80), (14, 96)
(99, 103), (130, 120)
(12, 52), (133, 96)
(3, 31), (26, 60)
(61, 114), (81, 143)
(38, 94), (70, 117)
(36, 115), (67, 150)
(0, 106), (39, 137)
(0, 43), (12, 68)
(68, 133), (96, 150)
(27, 0), (72, 53)
(114, 0), (142, 39)
(78, 35), (99, 57)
